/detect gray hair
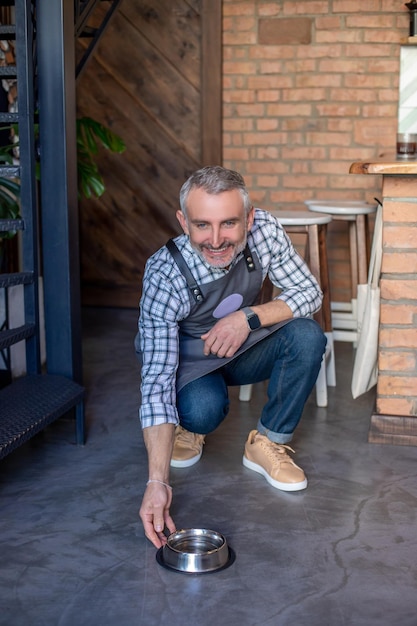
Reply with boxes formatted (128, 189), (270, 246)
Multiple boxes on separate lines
(179, 166), (252, 218)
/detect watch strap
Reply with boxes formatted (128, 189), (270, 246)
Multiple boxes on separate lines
(242, 306), (261, 330)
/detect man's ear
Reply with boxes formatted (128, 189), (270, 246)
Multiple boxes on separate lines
(176, 209), (189, 235)
(246, 206), (255, 232)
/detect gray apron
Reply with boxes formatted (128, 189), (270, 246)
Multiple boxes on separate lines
(166, 240), (293, 392)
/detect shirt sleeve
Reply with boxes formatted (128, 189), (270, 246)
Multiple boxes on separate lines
(138, 257), (188, 429)
(265, 217), (323, 317)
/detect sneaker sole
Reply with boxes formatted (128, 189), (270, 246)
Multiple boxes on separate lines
(170, 451), (202, 468)
(242, 455), (308, 492)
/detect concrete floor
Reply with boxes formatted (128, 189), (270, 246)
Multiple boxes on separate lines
(1, 307), (417, 626)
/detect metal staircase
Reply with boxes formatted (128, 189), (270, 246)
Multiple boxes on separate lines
(0, 1), (123, 458)
(0, 1), (84, 456)
(75, 0), (124, 78)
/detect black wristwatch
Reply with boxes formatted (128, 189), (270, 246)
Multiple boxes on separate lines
(242, 307), (261, 331)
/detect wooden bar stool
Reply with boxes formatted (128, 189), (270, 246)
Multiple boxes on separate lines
(239, 210), (336, 408)
(305, 200), (377, 342)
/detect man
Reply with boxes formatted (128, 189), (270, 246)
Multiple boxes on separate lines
(136, 166), (326, 548)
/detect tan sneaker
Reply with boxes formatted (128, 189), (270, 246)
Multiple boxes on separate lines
(243, 430), (307, 491)
(170, 426), (206, 468)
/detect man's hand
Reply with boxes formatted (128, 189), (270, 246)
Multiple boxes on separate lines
(139, 481), (176, 549)
(201, 310), (249, 358)
(140, 424), (176, 548)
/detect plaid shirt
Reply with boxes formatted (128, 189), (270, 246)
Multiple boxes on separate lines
(138, 208), (323, 428)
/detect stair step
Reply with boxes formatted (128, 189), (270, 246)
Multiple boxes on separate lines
(0, 219), (24, 233)
(0, 165), (21, 178)
(0, 272), (34, 288)
(0, 374), (85, 459)
(0, 65), (17, 77)
(0, 324), (36, 351)
(0, 25), (16, 38)
(0, 112), (19, 124)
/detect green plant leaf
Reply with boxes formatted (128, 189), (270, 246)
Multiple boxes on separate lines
(0, 178), (21, 195)
(76, 117), (125, 198)
(0, 150), (14, 165)
(77, 156), (106, 198)
(0, 116), (125, 211)
(80, 123), (99, 155)
(0, 175), (21, 235)
(77, 116), (126, 154)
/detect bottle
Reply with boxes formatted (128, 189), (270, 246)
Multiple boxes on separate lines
(405, 1), (417, 37)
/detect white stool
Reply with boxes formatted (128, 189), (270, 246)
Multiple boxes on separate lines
(239, 210), (336, 408)
(305, 200), (377, 343)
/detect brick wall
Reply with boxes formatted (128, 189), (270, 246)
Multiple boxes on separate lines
(377, 177), (417, 420)
(222, 0), (410, 302)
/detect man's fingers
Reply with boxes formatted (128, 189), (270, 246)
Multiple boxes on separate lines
(141, 513), (164, 548)
(164, 513), (176, 536)
(153, 515), (164, 533)
(139, 482), (175, 548)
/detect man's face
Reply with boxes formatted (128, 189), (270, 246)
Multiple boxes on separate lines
(176, 188), (254, 269)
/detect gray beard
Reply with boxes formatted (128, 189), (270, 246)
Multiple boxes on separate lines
(192, 236), (247, 269)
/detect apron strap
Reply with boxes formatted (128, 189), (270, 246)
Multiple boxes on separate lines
(243, 244), (256, 272)
(166, 239), (205, 304)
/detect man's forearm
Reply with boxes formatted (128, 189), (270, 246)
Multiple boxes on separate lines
(249, 299), (293, 328)
(143, 423), (176, 483)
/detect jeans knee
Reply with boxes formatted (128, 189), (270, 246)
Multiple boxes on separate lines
(177, 386), (229, 434)
(286, 318), (326, 363)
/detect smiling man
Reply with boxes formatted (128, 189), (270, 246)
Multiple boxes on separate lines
(135, 166), (326, 548)
(177, 184), (250, 269)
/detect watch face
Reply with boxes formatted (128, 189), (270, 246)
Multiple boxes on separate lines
(248, 313), (261, 330)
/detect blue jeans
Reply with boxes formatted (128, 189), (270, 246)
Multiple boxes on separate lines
(177, 318), (327, 444)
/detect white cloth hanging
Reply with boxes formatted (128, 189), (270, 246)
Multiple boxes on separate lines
(351, 204), (383, 399)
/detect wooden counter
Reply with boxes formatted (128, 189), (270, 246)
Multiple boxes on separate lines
(350, 159), (417, 176)
(350, 157), (417, 446)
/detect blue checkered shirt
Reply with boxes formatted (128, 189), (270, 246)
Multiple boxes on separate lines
(138, 208), (323, 428)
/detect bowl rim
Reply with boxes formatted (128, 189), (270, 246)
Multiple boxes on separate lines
(165, 528), (226, 555)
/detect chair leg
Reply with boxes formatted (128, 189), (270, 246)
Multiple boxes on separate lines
(349, 221), (359, 300)
(76, 401), (85, 445)
(315, 355), (328, 407)
(325, 331), (336, 387)
(239, 384), (252, 401)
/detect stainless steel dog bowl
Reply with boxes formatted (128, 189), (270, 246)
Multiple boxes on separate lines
(156, 528), (235, 574)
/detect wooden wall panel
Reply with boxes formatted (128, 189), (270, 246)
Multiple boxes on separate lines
(76, 0), (221, 308)
(121, 1), (200, 89)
